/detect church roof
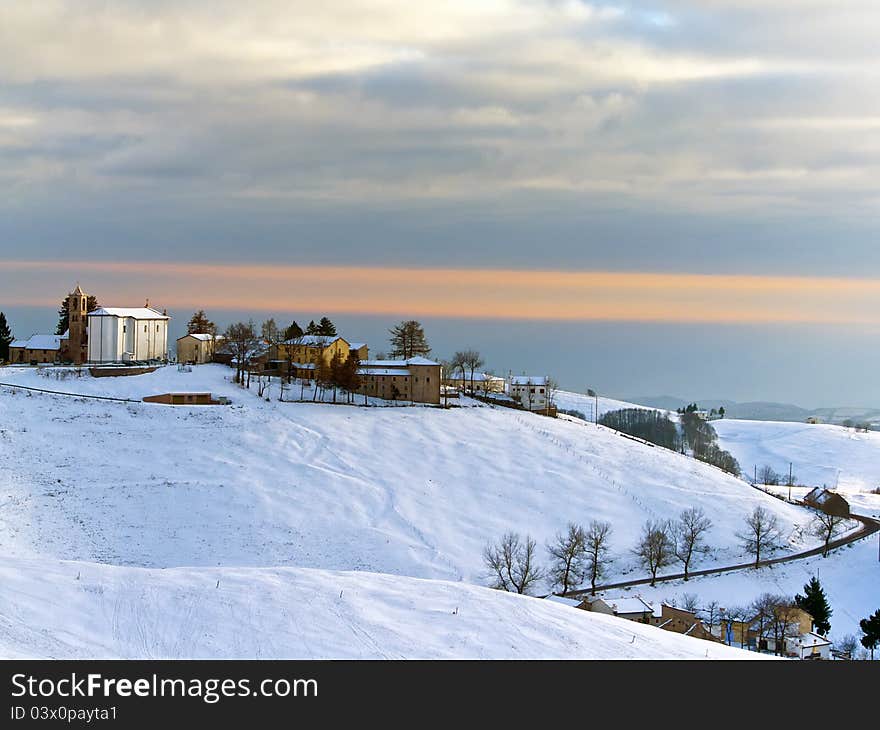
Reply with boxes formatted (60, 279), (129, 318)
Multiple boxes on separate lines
(88, 307), (170, 320)
(72, 284), (85, 296)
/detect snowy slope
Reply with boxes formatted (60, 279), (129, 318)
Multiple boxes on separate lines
(713, 418), (880, 494)
(554, 389), (662, 421)
(0, 366), (816, 585)
(0, 558), (764, 660)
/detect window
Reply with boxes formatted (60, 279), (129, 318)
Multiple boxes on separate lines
(144, 325), (147, 333)
(123, 325), (127, 333)
(540, 388), (545, 394)
(157, 325), (160, 332)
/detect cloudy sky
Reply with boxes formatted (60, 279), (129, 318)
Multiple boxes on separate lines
(3, 1), (880, 404)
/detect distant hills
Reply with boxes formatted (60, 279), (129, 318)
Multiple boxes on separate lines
(624, 395), (880, 426)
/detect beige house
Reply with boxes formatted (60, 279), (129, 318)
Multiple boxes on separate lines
(9, 333), (65, 364)
(357, 357), (441, 404)
(177, 333), (221, 364)
(446, 372), (505, 394)
(650, 604), (719, 642)
(271, 335), (352, 377)
(582, 595), (655, 623)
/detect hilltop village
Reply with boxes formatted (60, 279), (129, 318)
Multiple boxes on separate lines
(2, 284), (556, 411)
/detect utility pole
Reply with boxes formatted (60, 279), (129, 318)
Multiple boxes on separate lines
(594, 390), (598, 427)
(788, 462), (793, 501)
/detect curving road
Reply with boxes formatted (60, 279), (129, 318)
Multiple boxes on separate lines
(562, 511), (880, 599)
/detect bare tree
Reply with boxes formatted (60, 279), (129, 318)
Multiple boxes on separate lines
(483, 532), (544, 595)
(751, 593), (800, 656)
(677, 592), (700, 613)
(737, 506), (782, 567)
(223, 320), (260, 385)
(584, 520), (613, 595)
(810, 510), (849, 557)
(546, 376), (559, 408)
(759, 465), (780, 486)
(460, 350), (484, 393)
(546, 523), (587, 594)
(634, 520), (674, 587)
(836, 634), (858, 659)
(700, 600), (722, 637)
(673, 506), (713, 580)
(722, 604), (750, 648)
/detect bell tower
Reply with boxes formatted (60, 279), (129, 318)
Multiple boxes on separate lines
(65, 283), (89, 364)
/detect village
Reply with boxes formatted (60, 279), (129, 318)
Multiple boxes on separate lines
(1, 284), (558, 413)
(1, 283), (876, 662)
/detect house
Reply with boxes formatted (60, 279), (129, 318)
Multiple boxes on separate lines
(787, 632), (832, 660)
(347, 342), (369, 360)
(8, 333), (65, 364)
(87, 306), (170, 363)
(543, 595), (585, 609)
(445, 372), (506, 394)
(509, 375), (551, 412)
(177, 333), (222, 364)
(650, 604), (719, 642)
(271, 335), (353, 378)
(356, 357), (441, 405)
(806, 416), (821, 424)
(8, 284), (91, 365)
(725, 605), (816, 655)
(583, 596), (654, 623)
(803, 487), (850, 518)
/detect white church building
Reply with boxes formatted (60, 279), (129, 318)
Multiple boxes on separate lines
(87, 306), (170, 363)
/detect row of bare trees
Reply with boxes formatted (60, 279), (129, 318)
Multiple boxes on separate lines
(483, 507), (716, 596)
(483, 502), (849, 596)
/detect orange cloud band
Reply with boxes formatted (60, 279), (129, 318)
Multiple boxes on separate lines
(3, 259), (880, 324)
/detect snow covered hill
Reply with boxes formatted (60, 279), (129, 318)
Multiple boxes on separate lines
(0, 365), (828, 658)
(0, 558), (763, 659)
(0, 366), (815, 582)
(713, 418), (880, 495)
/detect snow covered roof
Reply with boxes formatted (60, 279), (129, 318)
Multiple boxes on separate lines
(450, 372), (504, 382)
(179, 333), (219, 342)
(362, 357), (439, 367)
(511, 375), (548, 386)
(359, 367), (412, 376)
(283, 334), (345, 347)
(601, 597), (654, 615)
(89, 307), (169, 320)
(792, 633), (831, 648)
(347, 342), (367, 350)
(544, 595), (582, 608)
(10, 334), (63, 350)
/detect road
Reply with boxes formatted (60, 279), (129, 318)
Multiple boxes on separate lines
(562, 512), (879, 599)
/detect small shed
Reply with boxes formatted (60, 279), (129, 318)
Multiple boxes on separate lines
(803, 487), (850, 517)
(143, 392), (223, 406)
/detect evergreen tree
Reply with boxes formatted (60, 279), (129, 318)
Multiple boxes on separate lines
(388, 320), (431, 359)
(0, 312), (13, 361)
(283, 321), (303, 341)
(56, 295), (99, 335)
(186, 310), (216, 335)
(316, 317), (337, 337)
(795, 576), (832, 636)
(860, 609), (880, 660)
(305, 320), (319, 336)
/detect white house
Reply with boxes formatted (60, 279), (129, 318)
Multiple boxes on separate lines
(786, 632), (832, 660)
(87, 307), (170, 363)
(509, 375), (550, 411)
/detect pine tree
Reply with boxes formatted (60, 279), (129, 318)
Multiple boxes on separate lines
(283, 321), (303, 341)
(187, 310), (216, 335)
(388, 320), (431, 360)
(859, 609), (880, 660)
(316, 317), (337, 336)
(0, 312), (13, 361)
(795, 576), (832, 636)
(305, 320), (319, 336)
(56, 295), (99, 335)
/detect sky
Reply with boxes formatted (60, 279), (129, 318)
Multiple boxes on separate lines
(2, 1), (880, 406)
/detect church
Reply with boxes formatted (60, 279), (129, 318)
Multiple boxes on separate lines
(8, 284), (170, 365)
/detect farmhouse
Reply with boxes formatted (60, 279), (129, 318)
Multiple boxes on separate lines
(271, 335), (352, 377)
(177, 333), (222, 364)
(445, 372), (506, 394)
(87, 306), (170, 363)
(583, 596), (654, 623)
(650, 604), (718, 642)
(8, 334), (65, 364)
(357, 357), (441, 405)
(803, 487), (850, 517)
(509, 375), (551, 412)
